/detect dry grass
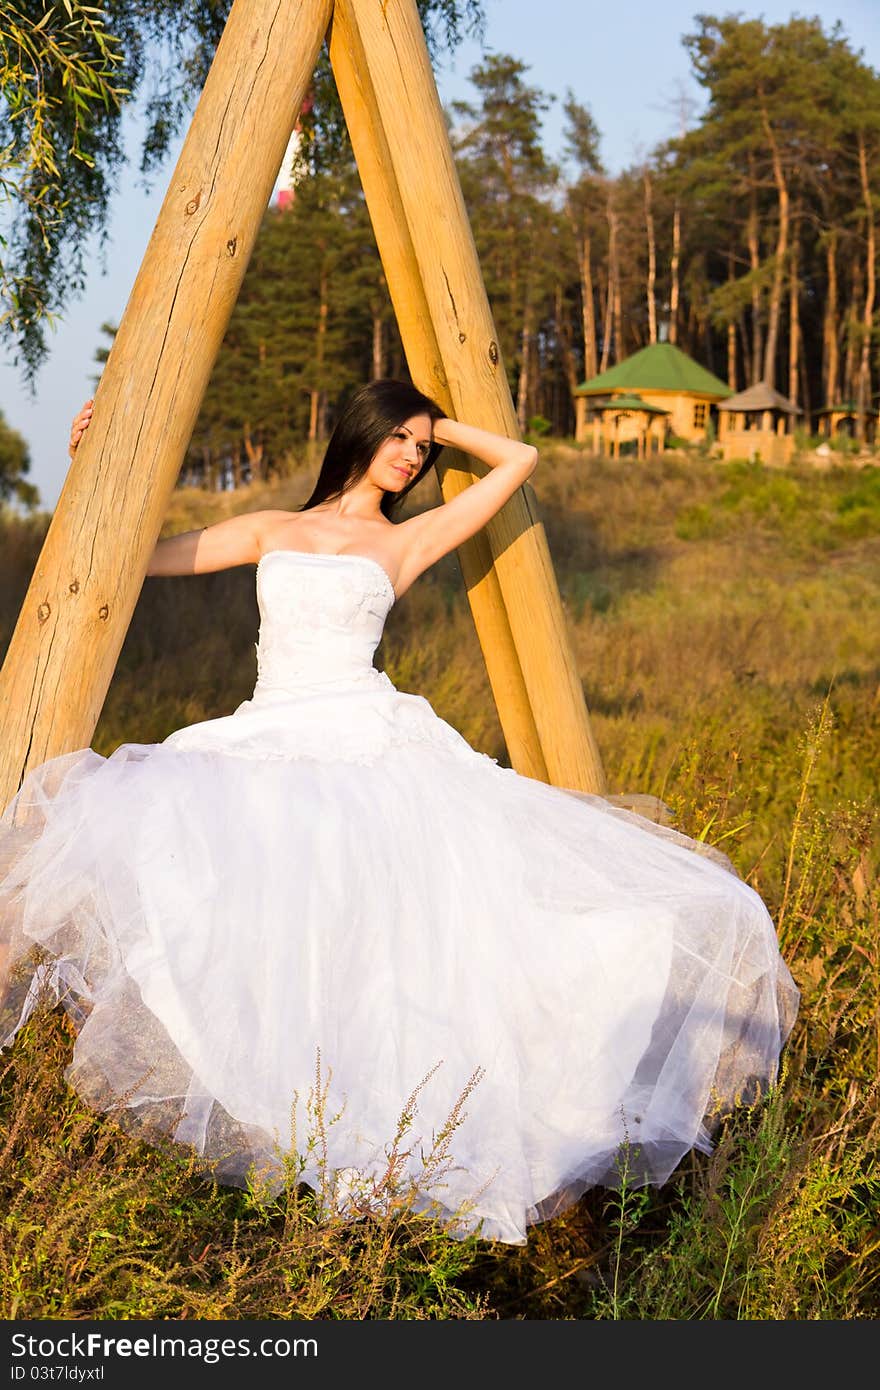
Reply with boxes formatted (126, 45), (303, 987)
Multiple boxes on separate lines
(0, 443), (878, 1318)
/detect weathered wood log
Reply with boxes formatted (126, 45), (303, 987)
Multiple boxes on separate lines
(0, 0), (334, 813)
(329, 8), (548, 783)
(331, 0), (607, 795)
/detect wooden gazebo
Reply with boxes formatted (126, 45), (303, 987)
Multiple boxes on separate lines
(573, 343), (732, 451)
(814, 401), (877, 444)
(717, 382), (802, 466)
(583, 394), (670, 459)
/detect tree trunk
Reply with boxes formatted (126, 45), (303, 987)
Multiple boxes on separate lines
(761, 100), (789, 387)
(747, 163), (763, 384)
(514, 307), (528, 430)
(308, 262), (329, 443)
(516, 298), (533, 434)
(788, 219), (799, 408)
(739, 309), (751, 389)
(0, 0), (335, 809)
(371, 307), (384, 379)
(598, 265), (612, 374)
(669, 199), (680, 344)
(644, 169), (657, 344)
(243, 430), (264, 482)
(843, 262), (863, 403)
(580, 236), (597, 380)
(612, 231), (623, 364)
(799, 335), (811, 429)
(727, 250), (738, 390)
(599, 196), (616, 373)
(727, 322), (737, 393)
(857, 132), (876, 442)
(555, 283), (578, 400)
(823, 230), (840, 407)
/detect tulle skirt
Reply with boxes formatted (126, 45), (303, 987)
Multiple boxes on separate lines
(0, 710), (799, 1245)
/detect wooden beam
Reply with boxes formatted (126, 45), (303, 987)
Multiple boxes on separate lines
(332, 0), (607, 794)
(0, 0), (334, 813)
(327, 3), (549, 784)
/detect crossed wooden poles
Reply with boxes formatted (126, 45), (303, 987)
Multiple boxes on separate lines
(0, 0), (608, 813)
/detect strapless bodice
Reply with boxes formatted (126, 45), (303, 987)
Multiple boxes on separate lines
(253, 549), (395, 694)
(160, 546), (490, 768)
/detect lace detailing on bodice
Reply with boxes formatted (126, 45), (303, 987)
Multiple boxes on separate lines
(162, 548), (498, 770)
(254, 550), (395, 695)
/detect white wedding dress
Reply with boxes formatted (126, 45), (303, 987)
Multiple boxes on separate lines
(0, 548), (799, 1244)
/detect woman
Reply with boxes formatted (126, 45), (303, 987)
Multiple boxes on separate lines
(1, 380), (798, 1246)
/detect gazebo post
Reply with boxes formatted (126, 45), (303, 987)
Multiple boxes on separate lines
(575, 397), (587, 443)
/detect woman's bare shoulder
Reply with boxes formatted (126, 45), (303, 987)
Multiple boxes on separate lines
(250, 508), (298, 524)
(247, 509), (299, 543)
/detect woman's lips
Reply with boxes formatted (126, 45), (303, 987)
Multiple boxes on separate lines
(393, 466), (411, 478)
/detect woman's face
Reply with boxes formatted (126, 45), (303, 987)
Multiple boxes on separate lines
(368, 413), (434, 492)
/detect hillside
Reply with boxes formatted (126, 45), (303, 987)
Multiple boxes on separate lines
(1, 444), (877, 1318)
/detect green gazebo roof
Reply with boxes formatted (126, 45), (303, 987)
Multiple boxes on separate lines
(587, 393), (670, 414)
(574, 342), (733, 399)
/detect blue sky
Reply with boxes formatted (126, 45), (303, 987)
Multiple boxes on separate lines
(3, 0), (878, 510)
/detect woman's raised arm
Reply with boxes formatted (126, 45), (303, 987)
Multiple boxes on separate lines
(66, 399), (282, 576)
(396, 418), (537, 587)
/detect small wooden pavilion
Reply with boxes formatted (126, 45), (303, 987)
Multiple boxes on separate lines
(814, 401), (878, 444)
(573, 343), (732, 451)
(716, 382), (802, 465)
(582, 394), (670, 458)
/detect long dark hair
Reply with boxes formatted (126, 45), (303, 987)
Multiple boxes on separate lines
(300, 379), (445, 519)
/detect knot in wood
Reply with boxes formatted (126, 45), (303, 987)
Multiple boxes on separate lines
(226, 237), (238, 258)
(68, 579), (80, 594)
(98, 604), (110, 621)
(488, 340), (499, 365)
(37, 601), (51, 624)
(185, 190), (202, 216)
(458, 332), (467, 344)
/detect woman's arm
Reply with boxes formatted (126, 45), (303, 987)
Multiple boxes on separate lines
(397, 418), (538, 584)
(147, 512), (288, 576)
(66, 399), (283, 576)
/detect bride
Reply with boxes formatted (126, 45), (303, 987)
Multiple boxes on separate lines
(0, 379), (798, 1246)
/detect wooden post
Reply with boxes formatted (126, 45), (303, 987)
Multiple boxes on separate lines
(327, 8), (549, 784)
(575, 396), (586, 443)
(331, 0), (606, 794)
(0, 0), (334, 812)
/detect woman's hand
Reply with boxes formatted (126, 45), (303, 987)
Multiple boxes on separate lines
(430, 416), (537, 473)
(392, 417), (538, 593)
(68, 400), (94, 461)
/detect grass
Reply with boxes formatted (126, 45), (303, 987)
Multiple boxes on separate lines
(0, 441), (878, 1319)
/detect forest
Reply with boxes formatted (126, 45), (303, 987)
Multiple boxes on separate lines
(2, 8), (878, 502)
(159, 11), (880, 489)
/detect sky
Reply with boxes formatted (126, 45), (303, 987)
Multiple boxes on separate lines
(2, 0), (878, 512)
